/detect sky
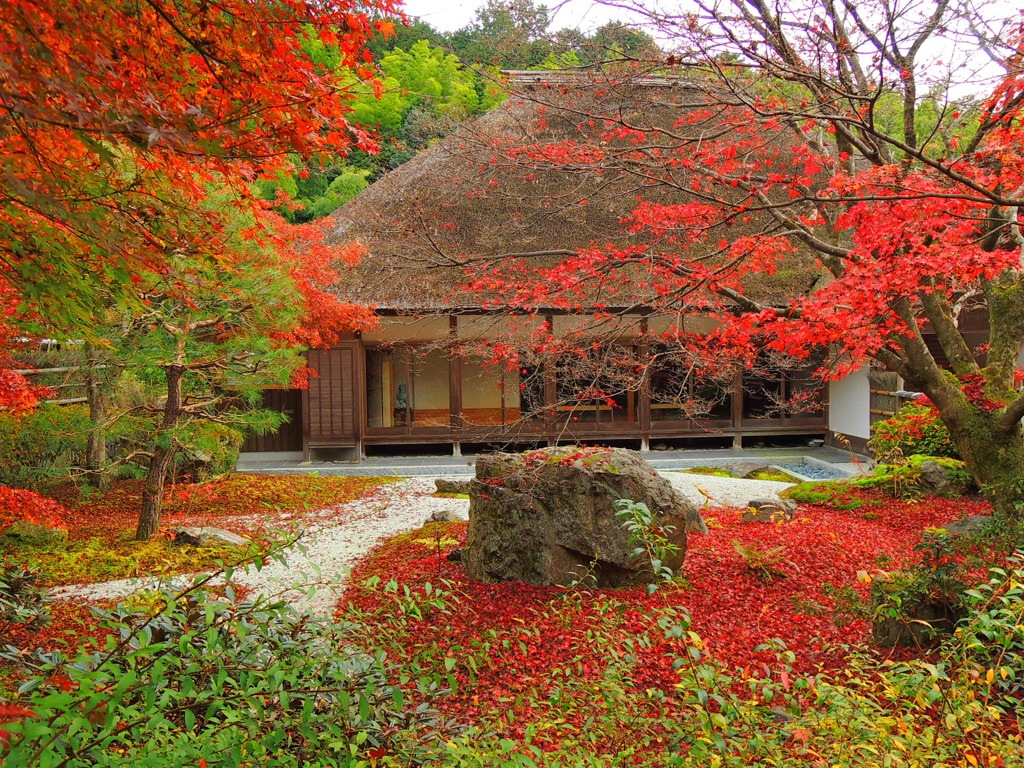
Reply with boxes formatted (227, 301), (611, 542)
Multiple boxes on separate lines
(396, 0), (654, 34)
(393, 0), (1006, 99)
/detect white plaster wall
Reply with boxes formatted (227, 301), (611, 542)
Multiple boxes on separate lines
(828, 366), (872, 439)
(362, 316), (451, 342)
(461, 360), (520, 408)
(414, 351), (450, 410)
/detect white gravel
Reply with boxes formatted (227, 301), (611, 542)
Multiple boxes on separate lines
(49, 472), (791, 616)
(49, 478), (469, 616)
(663, 471), (794, 507)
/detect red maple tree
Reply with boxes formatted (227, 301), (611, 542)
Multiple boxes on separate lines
(0, 0), (396, 409)
(467, 1), (1024, 518)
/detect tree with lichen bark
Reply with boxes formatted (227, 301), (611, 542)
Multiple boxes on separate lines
(462, 0), (1024, 520)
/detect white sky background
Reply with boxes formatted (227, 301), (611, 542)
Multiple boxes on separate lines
(395, 0), (1012, 99)
(397, 0), (658, 34)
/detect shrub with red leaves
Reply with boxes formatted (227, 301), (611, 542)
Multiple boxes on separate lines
(0, 485), (70, 536)
(0, 704), (37, 748)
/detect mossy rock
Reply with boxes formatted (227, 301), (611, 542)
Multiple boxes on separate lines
(779, 481), (872, 510)
(865, 455), (975, 498)
(870, 571), (963, 648)
(780, 480), (848, 503)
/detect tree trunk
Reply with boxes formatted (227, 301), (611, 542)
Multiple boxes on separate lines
(84, 344), (111, 491)
(136, 441), (177, 540)
(135, 365), (184, 541)
(940, 405), (1024, 523)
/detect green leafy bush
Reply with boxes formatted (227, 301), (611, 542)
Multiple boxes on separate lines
(869, 402), (959, 462)
(1, 576), (460, 766)
(0, 561), (50, 636)
(955, 553), (1024, 709)
(0, 404), (153, 487)
(0, 405), (91, 487)
(170, 421), (244, 482)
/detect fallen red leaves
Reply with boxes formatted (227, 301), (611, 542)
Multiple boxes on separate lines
(0, 486), (71, 535)
(43, 474), (398, 542)
(341, 492), (998, 737)
(2, 474), (398, 649)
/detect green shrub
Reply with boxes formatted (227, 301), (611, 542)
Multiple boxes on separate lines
(0, 561), (50, 635)
(0, 405), (91, 487)
(0, 577), (460, 766)
(955, 553), (1024, 709)
(0, 404), (154, 487)
(170, 421), (244, 482)
(869, 402), (959, 462)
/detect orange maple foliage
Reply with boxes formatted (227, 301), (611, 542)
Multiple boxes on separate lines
(0, 0), (397, 408)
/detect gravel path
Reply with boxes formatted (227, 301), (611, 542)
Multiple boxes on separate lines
(49, 472), (792, 616)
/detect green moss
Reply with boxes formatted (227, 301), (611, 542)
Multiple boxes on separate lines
(780, 481), (844, 503)
(678, 467), (733, 477)
(432, 492), (470, 499)
(4, 534), (266, 587)
(780, 480), (880, 510)
(747, 469), (801, 483)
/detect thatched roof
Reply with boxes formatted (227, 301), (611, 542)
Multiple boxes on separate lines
(329, 75), (820, 311)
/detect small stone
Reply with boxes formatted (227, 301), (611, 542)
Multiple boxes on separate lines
(941, 515), (990, 537)
(173, 527), (248, 548)
(742, 498), (798, 523)
(770, 706), (796, 723)
(446, 548), (464, 563)
(435, 479), (471, 495)
(426, 509), (462, 524)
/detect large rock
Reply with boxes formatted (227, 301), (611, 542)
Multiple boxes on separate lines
(916, 459), (973, 497)
(941, 515), (991, 537)
(464, 446), (702, 587)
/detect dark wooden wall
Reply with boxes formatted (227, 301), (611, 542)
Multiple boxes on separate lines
(921, 307), (989, 369)
(305, 345), (360, 446)
(240, 389), (303, 452)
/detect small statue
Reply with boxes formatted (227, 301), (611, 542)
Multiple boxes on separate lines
(395, 382), (408, 410)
